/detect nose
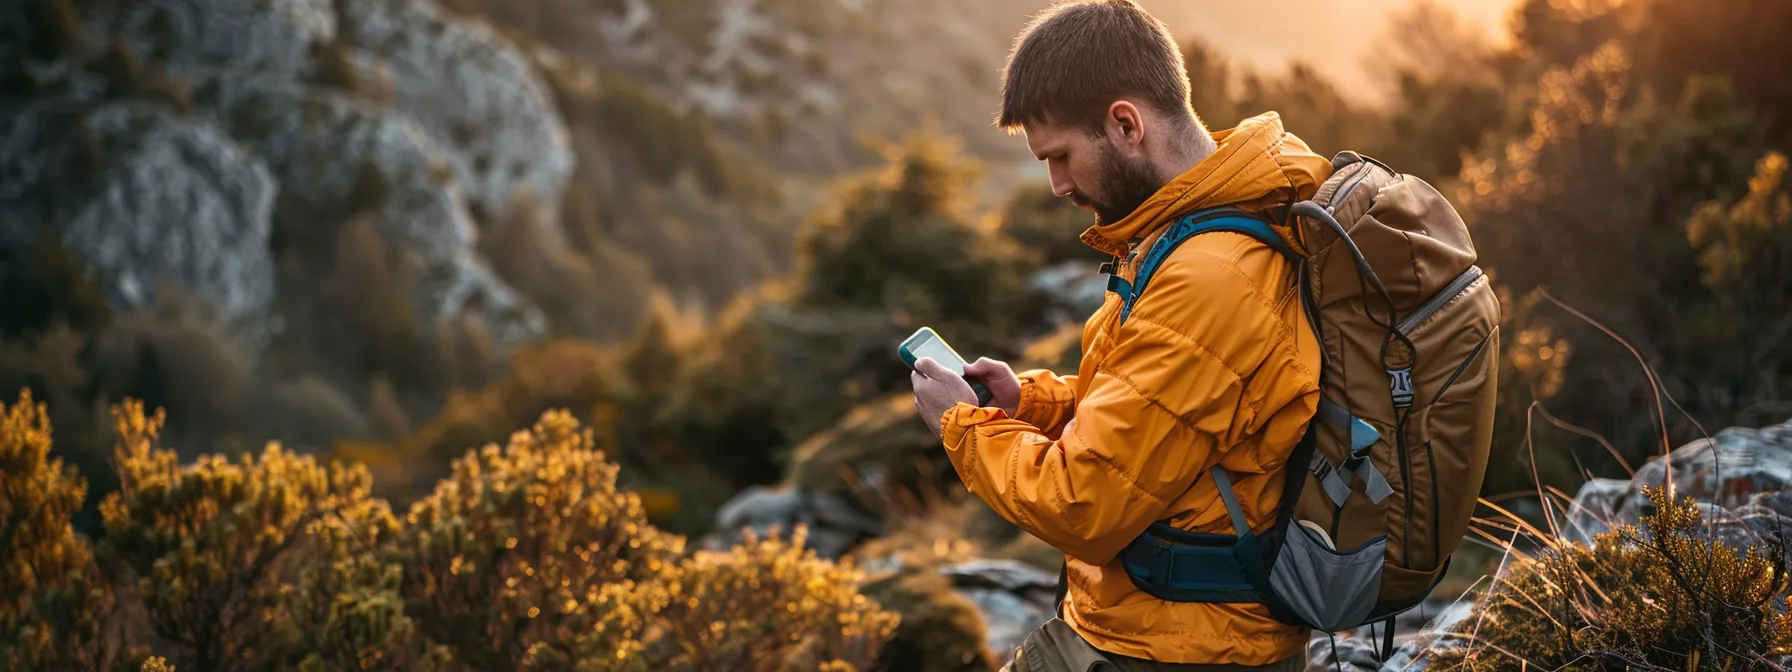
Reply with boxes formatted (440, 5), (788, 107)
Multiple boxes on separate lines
(1048, 164), (1075, 200)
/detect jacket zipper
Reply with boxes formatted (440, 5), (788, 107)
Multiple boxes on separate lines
(1397, 266), (1485, 335)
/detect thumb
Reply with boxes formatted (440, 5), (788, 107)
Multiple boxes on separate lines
(963, 358), (991, 377)
(914, 357), (955, 380)
(964, 357), (1002, 377)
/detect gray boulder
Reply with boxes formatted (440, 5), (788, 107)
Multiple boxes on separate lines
(88, 0), (575, 226)
(938, 559), (1059, 660)
(1622, 419), (1792, 513)
(708, 484), (885, 560)
(1028, 260), (1108, 326)
(1743, 490), (1792, 517)
(1562, 418), (1792, 545)
(336, 0), (572, 222)
(1560, 477), (1634, 544)
(1303, 598), (1470, 672)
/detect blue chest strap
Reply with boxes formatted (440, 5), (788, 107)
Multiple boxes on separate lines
(1110, 208), (1296, 324)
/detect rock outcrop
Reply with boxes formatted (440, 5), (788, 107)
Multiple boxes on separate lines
(707, 484), (884, 560)
(0, 0), (565, 352)
(938, 559), (1059, 658)
(1027, 260), (1108, 328)
(336, 0), (572, 221)
(229, 89), (542, 346)
(84, 0), (334, 115)
(0, 100), (277, 341)
(1563, 418), (1792, 551)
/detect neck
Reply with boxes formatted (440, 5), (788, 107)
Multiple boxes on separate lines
(1154, 129), (1217, 184)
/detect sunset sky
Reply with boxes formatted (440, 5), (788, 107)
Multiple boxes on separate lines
(1138, 0), (1520, 101)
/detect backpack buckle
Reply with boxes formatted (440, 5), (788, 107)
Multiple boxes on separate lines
(1388, 367), (1415, 409)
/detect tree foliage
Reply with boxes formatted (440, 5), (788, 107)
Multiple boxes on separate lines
(656, 135), (1035, 487)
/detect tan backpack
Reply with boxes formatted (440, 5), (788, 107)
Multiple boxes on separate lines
(1102, 151), (1501, 641)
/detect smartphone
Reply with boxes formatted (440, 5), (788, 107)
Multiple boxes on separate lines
(898, 327), (994, 406)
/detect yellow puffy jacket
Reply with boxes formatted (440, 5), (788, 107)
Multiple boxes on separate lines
(939, 113), (1331, 664)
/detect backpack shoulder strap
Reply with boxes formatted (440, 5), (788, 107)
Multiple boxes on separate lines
(1114, 207), (1296, 324)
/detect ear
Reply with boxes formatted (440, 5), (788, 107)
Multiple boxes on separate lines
(1106, 100), (1146, 150)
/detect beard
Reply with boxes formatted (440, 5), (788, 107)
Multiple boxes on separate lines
(1078, 140), (1164, 225)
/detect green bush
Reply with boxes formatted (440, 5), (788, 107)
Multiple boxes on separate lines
(997, 183), (1102, 265)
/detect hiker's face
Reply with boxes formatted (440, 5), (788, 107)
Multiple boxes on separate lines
(1026, 119), (1163, 226)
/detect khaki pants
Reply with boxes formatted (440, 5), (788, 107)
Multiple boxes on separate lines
(1000, 619), (1307, 672)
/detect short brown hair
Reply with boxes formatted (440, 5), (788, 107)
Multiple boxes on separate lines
(997, 1), (1196, 135)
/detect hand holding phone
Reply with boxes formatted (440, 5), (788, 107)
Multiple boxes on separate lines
(898, 327), (994, 406)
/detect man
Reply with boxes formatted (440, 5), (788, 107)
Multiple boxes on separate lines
(908, 1), (1330, 669)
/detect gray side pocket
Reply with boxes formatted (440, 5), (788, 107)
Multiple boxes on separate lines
(1268, 523), (1385, 631)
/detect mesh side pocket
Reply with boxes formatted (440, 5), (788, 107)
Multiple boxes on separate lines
(1268, 522), (1385, 631)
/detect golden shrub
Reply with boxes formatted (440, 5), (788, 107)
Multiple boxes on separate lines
(8, 396), (906, 671)
(566, 526), (899, 672)
(1434, 487), (1792, 670)
(397, 409), (683, 669)
(99, 399), (413, 671)
(1, 389), (118, 670)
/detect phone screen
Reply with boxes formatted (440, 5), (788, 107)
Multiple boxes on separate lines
(909, 333), (969, 375)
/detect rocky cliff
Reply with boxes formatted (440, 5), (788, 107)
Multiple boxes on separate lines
(1, 0), (564, 351)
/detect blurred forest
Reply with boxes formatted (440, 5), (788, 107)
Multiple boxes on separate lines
(5, 0), (1792, 668)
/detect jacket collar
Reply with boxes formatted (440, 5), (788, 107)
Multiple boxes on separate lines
(1078, 112), (1333, 258)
